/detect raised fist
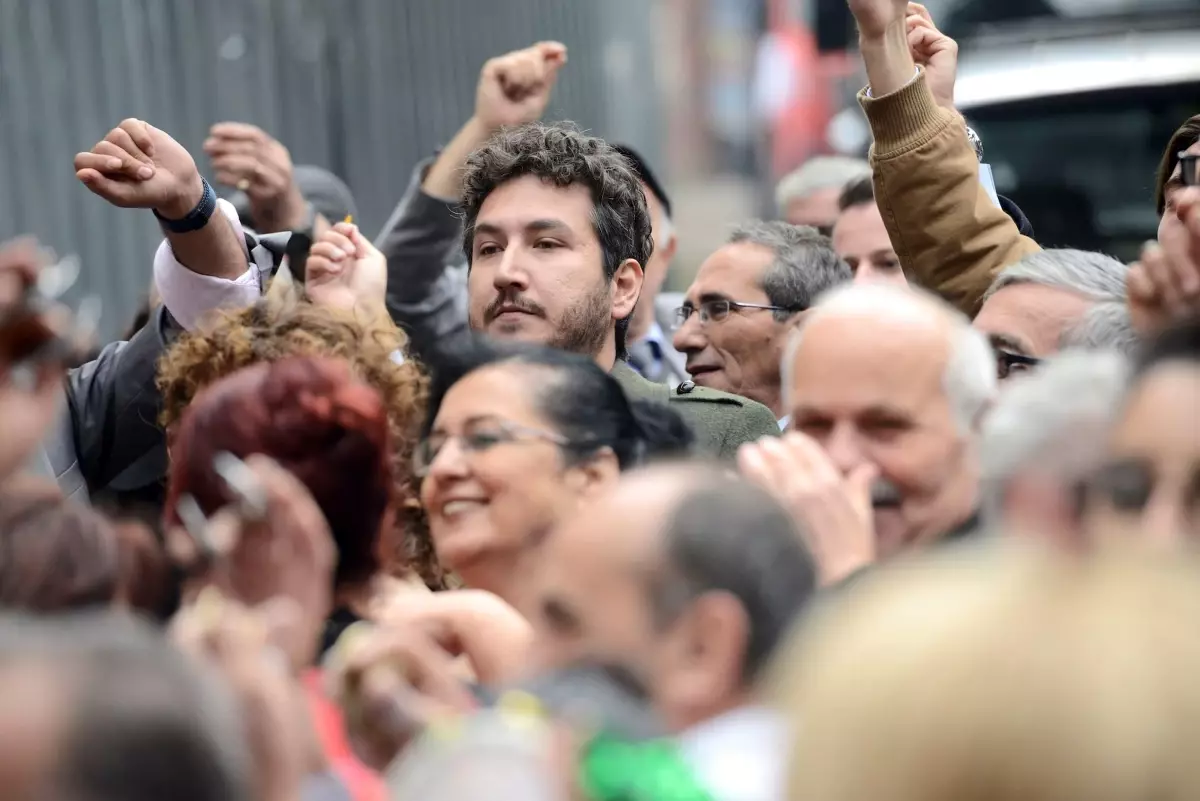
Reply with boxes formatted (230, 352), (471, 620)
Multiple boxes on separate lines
(204, 122), (307, 231)
(848, 0), (910, 40)
(304, 222), (387, 314)
(906, 3), (958, 109)
(74, 119), (203, 220)
(475, 41), (568, 131)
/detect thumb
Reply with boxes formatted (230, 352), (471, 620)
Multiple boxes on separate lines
(846, 463), (879, 508)
(537, 41), (568, 65)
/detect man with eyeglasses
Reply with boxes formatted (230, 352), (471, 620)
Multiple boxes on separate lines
(673, 221), (850, 426)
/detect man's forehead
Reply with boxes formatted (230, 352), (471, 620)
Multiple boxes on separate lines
(787, 311), (951, 399)
(687, 242), (775, 296)
(477, 174), (594, 228)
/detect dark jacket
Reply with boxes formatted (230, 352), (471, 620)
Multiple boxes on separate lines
(30, 305), (180, 506)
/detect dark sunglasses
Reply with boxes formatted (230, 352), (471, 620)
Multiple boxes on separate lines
(1178, 151), (1198, 188)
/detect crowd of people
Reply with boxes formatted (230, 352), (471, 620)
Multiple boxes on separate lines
(1, 1), (1199, 799)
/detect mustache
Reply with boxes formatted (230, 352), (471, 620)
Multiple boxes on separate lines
(870, 478), (903, 508)
(484, 292), (545, 323)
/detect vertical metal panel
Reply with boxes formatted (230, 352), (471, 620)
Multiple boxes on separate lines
(0, 0), (657, 339)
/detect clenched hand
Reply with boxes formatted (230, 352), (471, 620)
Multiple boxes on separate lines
(74, 118), (203, 220)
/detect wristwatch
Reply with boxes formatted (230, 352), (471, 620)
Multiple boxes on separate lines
(965, 126), (984, 163)
(153, 178), (217, 233)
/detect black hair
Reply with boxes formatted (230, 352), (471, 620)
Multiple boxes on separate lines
(837, 173), (876, 212)
(423, 337), (693, 469)
(1133, 315), (1200, 379)
(460, 123), (655, 360)
(1156, 114), (1200, 216)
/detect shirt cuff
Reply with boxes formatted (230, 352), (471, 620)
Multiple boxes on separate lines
(153, 198), (264, 332)
(864, 66), (921, 99)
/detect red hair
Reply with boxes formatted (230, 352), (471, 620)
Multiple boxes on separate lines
(165, 356), (393, 588)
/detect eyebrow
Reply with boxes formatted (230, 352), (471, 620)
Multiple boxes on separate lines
(524, 218), (573, 235)
(430, 414), (505, 436)
(988, 333), (1030, 355)
(697, 291), (734, 304)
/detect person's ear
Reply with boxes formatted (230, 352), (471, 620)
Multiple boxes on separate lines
(659, 234), (679, 265)
(667, 591), (748, 703)
(565, 447), (620, 497)
(610, 258), (644, 321)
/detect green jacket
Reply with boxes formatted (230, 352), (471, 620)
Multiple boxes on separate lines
(611, 362), (780, 460)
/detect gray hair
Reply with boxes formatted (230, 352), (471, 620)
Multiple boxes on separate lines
(0, 611), (251, 801)
(649, 468), (817, 681)
(980, 350), (1130, 517)
(782, 283), (997, 433)
(775, 156), (871, 214)
(984, 248), (1127, 301)
(728, 220), (851, 321)
(1060, 301), (1139, 355)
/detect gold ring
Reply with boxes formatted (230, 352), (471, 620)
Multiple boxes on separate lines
(236, 178), (250, 192)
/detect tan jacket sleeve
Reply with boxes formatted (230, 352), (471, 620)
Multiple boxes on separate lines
(858, 71), (1040, 317)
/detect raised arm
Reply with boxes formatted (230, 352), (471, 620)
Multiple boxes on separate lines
(850, 2), (1039, 316)
(376, 42), (567, 358)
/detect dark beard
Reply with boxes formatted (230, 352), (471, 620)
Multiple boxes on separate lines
(546, 281), (612, 357)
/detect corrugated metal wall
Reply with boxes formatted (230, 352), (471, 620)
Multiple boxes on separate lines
(0, 0), (660, 338)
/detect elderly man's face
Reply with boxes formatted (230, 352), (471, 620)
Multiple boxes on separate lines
(973, 283), (1093, 373)
(672, 242), (793, 416)
(785, 313), (980, 554)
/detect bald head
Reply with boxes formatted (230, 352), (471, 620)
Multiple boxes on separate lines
(525, 462), (816, 729)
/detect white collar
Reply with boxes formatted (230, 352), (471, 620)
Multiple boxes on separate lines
(677, 706), (789, 801)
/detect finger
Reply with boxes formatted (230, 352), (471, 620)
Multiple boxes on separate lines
(331, 221), (359, 238)
(317, 229), (357, 258)
(204, 137), (261, 158)
(306, 253), (344, 280)
(106, 125), (153, 167)
(536, 41), (568, 64)
(1140, 241), (1186, 315)
(209, 121), (268, 142)
(211, 154), (262, 181)
(783, 431), (842, 485)
(909, 2), (935, 24)
(75, 170), (143, 205)
(1126, 261), (1159, 305)
(118, 118), (156, 158)
(91, 141), (154, 181)
(846, 462), (879, 510)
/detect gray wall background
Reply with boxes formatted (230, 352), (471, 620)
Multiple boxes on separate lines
(0, 0), (661, 339)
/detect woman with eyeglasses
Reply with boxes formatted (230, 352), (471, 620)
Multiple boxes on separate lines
(416, 340), (694, 606)
(1082, 317), (1200, 546)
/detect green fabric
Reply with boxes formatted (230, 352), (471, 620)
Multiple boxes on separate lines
(579, 735), (716, 801)
(611, 361), (780, 460)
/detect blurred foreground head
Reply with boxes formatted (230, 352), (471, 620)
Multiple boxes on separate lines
(156, 298), (436, 583)
(524, 461), (816, 733)
(0, 612), (249, 801)
(166, 356), (392, 595)
(1082, 317), (1200, 547)
(774, 543), (1200, 801)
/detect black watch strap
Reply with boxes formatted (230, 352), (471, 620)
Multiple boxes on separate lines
(153, 178), (217, 233)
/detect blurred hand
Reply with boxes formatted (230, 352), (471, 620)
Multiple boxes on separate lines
(373, 589), (533, 685)
(204, 122), (308, 231)
(172, 454), (336, 672)
(1128, 186), (1200, 336)
(848, 0), (910, 40)
(328, 624), (478, 771)
(304, 221), (388, 315)
(738, 433), (877, 585)
(475, 42), (568, 131)
(0, 238), (67, 483)
(75, 119), (203, 220)
(906, 3), (958, 109)
(173, 591), (317, 801)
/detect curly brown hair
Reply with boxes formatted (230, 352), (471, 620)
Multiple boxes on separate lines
(156, 298), (445, 588)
